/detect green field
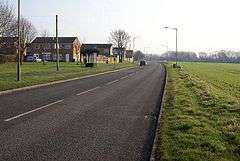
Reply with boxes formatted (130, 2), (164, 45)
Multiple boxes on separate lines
(0, 62), (135, 91)
(156, 62), (240, 161)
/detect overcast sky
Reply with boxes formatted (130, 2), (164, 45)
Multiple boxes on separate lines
(8, 0), (240, 54)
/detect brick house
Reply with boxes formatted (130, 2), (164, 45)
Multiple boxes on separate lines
(112, 47), (126, 63)
(125, 50), (134, 62)
(0, 37), (26, 55)
(0, 37), (26, 62)
(28, 37), (81, 62)
(80, 44), (113, 63)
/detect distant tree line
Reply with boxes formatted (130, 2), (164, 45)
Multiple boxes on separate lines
(159, 50), (240, 63)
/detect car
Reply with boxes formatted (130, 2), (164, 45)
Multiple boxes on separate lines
(25, 55), (34, 62)
(25, 54), (42, 62)
(140, 60), (147, 66)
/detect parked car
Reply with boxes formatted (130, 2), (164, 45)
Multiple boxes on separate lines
(25, 54), (42, 62)
(25, 55), (34, 62)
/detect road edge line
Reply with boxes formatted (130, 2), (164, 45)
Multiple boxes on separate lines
(0, 66), (136, 96)
(149, 63), (168, 161)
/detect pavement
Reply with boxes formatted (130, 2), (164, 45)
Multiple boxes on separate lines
(0, 62), (166, 161)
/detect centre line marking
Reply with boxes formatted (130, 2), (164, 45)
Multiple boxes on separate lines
(4, 99), (64, 122)
(106, 80), (119, 85)
(77, 86), (100, 96)
(120, 76), (129, 80)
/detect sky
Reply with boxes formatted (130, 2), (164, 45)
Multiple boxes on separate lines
(8, 0), (240, 54)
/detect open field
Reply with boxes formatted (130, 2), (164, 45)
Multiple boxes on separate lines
(156, 62), (240, 161)
(0, 62), (135, 91)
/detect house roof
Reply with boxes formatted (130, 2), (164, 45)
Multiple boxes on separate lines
(32, 37), (78, 43)
(81, 43), (113, 49)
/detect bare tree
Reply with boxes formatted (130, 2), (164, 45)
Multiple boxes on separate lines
(17, 17), (37, 64)
(20, 17), (37, 43)
(0, 1), (16, 37)
(109, 29), (131, 62)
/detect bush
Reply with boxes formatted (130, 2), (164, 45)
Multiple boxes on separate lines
(0, 54), (16, 64)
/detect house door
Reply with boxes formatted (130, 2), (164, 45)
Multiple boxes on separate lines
(66, 54), (70, 62)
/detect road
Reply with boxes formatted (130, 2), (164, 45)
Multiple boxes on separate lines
(0, 63), (166, 161)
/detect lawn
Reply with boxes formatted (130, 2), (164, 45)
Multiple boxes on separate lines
(0, 62), (136, 91)
(156, 62), (240, 161)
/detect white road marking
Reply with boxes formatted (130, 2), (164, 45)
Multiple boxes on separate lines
(77, 86), (101, 96)
(129, 73), (135, 77)
(120, 76), (129, 80)
(4, 99), (64, 122)
(105, 80), (119, 85)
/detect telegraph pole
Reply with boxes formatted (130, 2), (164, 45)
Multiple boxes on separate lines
(56, 15), (59, 71)
(17, 0), (21, 81)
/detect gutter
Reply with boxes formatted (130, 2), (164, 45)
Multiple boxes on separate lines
(149, 63), (168, 161)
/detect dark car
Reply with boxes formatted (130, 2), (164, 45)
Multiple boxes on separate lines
(140, 60), (146, 66)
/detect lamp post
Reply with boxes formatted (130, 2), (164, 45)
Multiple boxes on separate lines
(165, 26), (178, 66)
(17, 0), (21, 81)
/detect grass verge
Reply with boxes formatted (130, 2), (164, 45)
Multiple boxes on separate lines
(156, 63), (240, 161)
(0, 62), (136, 91)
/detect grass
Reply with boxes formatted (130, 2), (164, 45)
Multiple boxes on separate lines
(156, 62), (240, 161)
(0, 62), (136, 91)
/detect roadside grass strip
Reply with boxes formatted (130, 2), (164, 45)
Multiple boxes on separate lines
(0, 62), (136, 92)
(156, 63), (240, 161)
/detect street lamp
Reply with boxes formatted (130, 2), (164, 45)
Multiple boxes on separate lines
(17, 0), (21, 81)
(165, 26), (178, 66)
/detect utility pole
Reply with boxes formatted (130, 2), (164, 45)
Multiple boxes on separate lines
(17, 0), (21, 81)
(56, 15), (59, 71)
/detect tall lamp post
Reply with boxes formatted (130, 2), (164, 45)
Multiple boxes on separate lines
(17, 0), (21, 81)
(165, 26), (178, 66)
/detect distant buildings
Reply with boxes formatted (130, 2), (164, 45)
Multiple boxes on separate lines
(81, 44), (113, 63)
(28, 37), (81, 62)
(0, 36), (133, 64)
(0, 37), (26, 63)
(112, 48), (134, 63)
(0, 37), (26, 56)
(125, 50), (134, 62)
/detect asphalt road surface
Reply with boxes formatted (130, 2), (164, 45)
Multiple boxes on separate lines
(0, 62), (166, 161)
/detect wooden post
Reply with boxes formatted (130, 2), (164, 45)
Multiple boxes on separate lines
(56, 15), (59, 71)
(17, 0), (21, 81)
